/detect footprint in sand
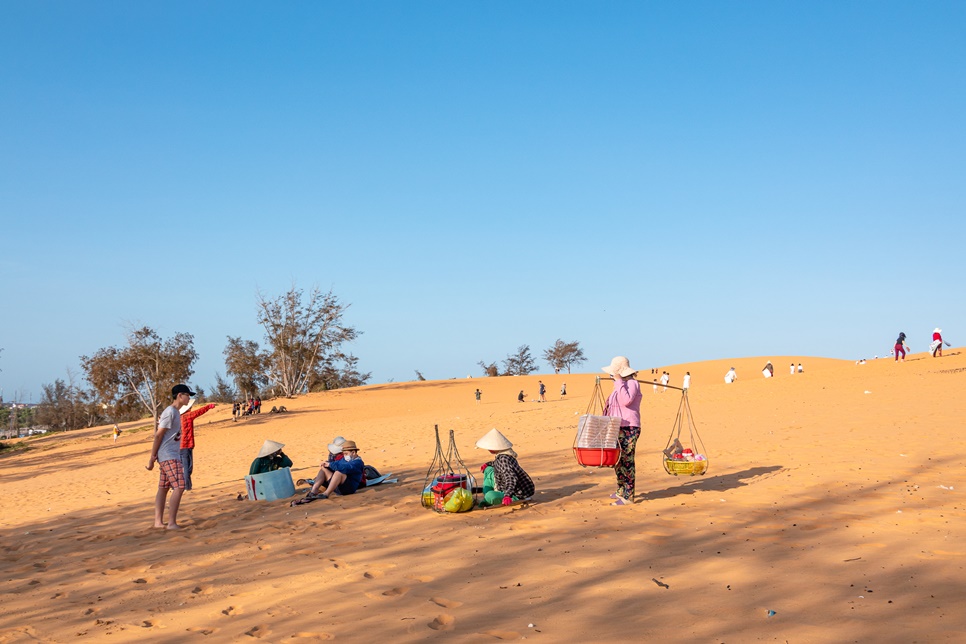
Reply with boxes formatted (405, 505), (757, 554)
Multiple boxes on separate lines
(480, 630), (522, 640)
(429, 597), (463, 608)
(186, 626), (219, 636)
(221, 605), (242, 616)
(245, 624), (272, 638)
(328, 558), (350, 571)
(405, 574), (434, 583)
(286, 633), (334, 641)
(363, 570), (384, 579)
(428, 614), (455, 631)
(382, 587), (410, 597)
(191, 585), (214, 596)
(266, 606), (298, 618)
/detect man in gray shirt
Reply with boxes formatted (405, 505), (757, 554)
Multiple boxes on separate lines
(146, 384), (194, 529)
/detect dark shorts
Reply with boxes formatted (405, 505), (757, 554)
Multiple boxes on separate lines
(159, 459), (186, 490)
(337, 479), (360, 496)
(180, 448), (194, 491)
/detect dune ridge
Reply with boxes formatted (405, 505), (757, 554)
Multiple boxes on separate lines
(2, 351), (965, 641)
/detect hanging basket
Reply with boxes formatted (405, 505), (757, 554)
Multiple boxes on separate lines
(662, 390), (709, 476)
(421, 425), (478, 513)
(573, 377), (622, 468)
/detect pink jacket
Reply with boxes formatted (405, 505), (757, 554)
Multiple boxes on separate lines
(606, 378), (642, 428)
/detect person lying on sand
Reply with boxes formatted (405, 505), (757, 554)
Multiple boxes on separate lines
(249, 440), (293, 475)
(475, 428), (535, 507)
(292, 440), (364, 505)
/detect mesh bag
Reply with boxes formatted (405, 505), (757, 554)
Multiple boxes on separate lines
(421, 425), (478, 513)
(573, 376), (622, 468)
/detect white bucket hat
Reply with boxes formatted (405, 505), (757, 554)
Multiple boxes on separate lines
(257, 439), (285, 458)
(476, 428), (513, 451)
(179, 397), (196, 414)
(327, 436), (346, 454)
(602, 356), (637, 378)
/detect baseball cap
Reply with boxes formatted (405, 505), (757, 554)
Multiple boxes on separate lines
(172, 384), (197, 398)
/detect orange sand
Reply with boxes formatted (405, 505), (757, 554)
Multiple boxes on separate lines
(2, 352), (965, 641)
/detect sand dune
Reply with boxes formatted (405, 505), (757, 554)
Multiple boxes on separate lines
(2, 351), (965, 641)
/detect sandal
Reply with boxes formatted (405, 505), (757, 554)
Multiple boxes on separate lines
(290, 496), (316, 507)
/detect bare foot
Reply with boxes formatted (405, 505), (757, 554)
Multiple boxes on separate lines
(166, 524), (182, 530)
(153, 523), (166, 529)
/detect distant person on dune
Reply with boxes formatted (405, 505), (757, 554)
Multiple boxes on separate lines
(517, 390), (526, 402)
(930, 328), (951, 357)
(798, 363), (804, 373)
(682, 372), (691, 390)
(762, 361), (774, 378)
(895, 332), (909, 362)
(790, 363), (795, 375)
(724, 367), (737, 384)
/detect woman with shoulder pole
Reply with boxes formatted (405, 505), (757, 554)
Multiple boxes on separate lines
(603, 356), (643, 506)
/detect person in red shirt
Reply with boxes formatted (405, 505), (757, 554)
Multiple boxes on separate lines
(931, 328), (950, 357)
(180, 399), (216, 491)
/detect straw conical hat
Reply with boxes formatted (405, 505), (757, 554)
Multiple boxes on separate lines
(257, 439), (285, 458)
(476, 428), (513, 451)
(602, 356), (636, 378)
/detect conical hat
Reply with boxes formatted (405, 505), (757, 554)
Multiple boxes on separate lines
(179, 397), (196, 414)
(476, 428), (513, 451)
(257, 439), (285, 458)
(602, 356), (637, 378)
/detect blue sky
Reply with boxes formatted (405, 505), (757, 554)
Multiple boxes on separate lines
(2, 2), (964, 402)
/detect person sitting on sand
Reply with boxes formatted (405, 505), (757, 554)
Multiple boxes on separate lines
(762, 361), (774, 378)
(296, 436), (346, 486)
(517, 390), (526, 402)
(249, 440), (293, 475)
(724, 367), (737, 384)
(296, 440), (365, 503)
(475, 428), (535, 507)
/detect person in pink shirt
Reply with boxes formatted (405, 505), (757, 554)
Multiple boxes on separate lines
(603, 356), (642, 506)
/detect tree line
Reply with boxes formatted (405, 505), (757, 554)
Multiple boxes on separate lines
(477, 339), (586, 377)
(22, 285), (368, 433)
(10, 290), (589, 436)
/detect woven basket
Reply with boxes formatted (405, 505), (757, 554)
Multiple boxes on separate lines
(664, 459), (708, 476)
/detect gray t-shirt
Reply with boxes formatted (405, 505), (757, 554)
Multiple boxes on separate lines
(157, 405), (182, 462)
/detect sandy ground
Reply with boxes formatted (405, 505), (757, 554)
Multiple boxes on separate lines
(2, 352), (965, 642)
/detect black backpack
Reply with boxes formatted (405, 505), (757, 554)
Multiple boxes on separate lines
(364, 465), (381, 480)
